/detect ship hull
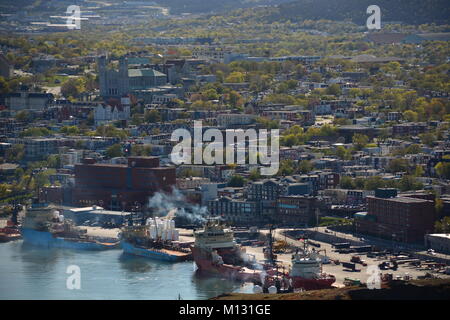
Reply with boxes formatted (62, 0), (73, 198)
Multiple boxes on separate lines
(22, 228), (119, 250)
(191, 246), (261, 282)
(0, 234), (21, 242)
(290, 276), (336, 291)
(121, 241), (191, 262)
(0, 228), (21, 242)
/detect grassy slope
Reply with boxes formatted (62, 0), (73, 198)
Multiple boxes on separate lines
(212, 279), (450, 300)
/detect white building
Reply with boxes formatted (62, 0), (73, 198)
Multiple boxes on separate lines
(217, 113), (256, 128)
(94, 97), (130, 125)
(425, 234), (450, 254)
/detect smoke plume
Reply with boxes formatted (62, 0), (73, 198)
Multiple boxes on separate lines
(148, 188), (208, 224)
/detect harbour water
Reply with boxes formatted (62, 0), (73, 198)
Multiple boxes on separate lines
(0, 240), (251, 300)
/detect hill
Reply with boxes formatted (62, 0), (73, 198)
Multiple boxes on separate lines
(276, 0), (450, 25)
(212, 279), (450, 300)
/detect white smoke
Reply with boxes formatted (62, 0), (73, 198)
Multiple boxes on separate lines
(147, 188), (208, 224)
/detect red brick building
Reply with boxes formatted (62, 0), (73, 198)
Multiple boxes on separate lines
(73, 157), (175, 210)
(277, 196), (317, 227)
(355, 196), (436, 243)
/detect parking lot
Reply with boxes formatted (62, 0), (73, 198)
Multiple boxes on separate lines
(245, 228), (450, 287)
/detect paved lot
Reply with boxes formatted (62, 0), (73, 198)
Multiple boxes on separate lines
(79, 225), (450, 287)
(249, 228), (450, 287)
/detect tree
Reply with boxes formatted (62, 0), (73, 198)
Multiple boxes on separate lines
(298, 160), (313, 174)
(228, 90), (243, 108)
(414, 165), (425, 177)
(364, 176), (386, 191)
(388, 158), (409, 173)
(435, 162), (450, 179)
(398, 175), (423, 191)
(15, 111), (30, 122)
(94, 125), (128, 139)
(131, 144), (152, 156)
(130, 114), (143, 126)
(326, 83), (341, 96)
(419, 133), (436, 147)
(5, 144), (25, 162)
(20, 127), (51, 137)
(144, 110), (161, 123)
(105, 144), (123, 158)
(403, 110), (418, 122)
(47, 155), (61, 168)
(278, 160), (295, 176)
(0, 76), (10, 94)
(434, 216), (450, 233)
(352, 134), (369, 150)
(336, 145), (351, 160)
(60, 126), (80, 135)
(228, 175), (246, 187)
(225, 72), (245, 83)
(61, 78), (80, 98)
(339, 176), (354, 189)
(310, 72), (322, 82)
(248, 168), (261, 181)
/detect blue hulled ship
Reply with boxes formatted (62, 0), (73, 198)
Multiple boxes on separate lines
(22, 203), (120, 250)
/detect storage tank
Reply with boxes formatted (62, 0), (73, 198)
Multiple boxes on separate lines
(253, 285), (263, 294)
(268, 286), (277, 294)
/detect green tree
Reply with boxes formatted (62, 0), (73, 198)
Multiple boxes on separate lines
(47, 155), (61, 168)
(0, 76), (10, 94)
(403, 110), (418, 122)
(326, 83), (341, 96)
(61, 78), (80, 98)
(225, 72), (245, 83)
(278, 160), (295, 176)
(388, 158), (409, 173)
(336, 145), (351, 160)
(419, 133), (436, 147)
(298, 160), (313, 174)
(5, 144), (25, 162)
(352, 134), (369, 150)
(435, 162), (450, 179)
(15, 110), (30, 122)
(105, 144), (124, 158)
(144, 110), (161, 123)
(364, 176), (386, 190)
(131, 144), (152, 156)
(434, 216), (450, 233)
(60, 126), (80, 135)
(339, 176), (354, 189)
(248, 168), (261, 181)
(228, 175), (246, 187)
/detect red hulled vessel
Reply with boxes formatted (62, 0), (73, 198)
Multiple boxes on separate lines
(191, 218), (263, 282)
(288, 244), (336, 290)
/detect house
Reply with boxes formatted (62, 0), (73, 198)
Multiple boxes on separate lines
(5, 92), (54, 111)
(217, 113), (256, 128)
(94, 96), (131, 125)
